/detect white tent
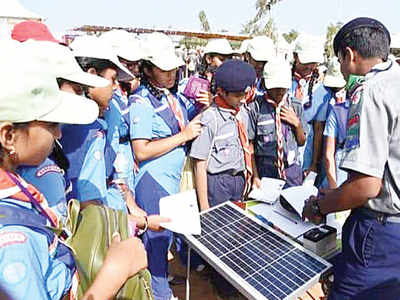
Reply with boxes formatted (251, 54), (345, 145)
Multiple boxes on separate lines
(0, 0), (42, 20)
(0, 0), (42, 38)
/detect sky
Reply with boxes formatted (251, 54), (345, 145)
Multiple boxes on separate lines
(19, 0), (400, 38)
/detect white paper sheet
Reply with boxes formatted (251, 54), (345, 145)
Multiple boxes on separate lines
(159, 189), (201, 235)
(249, 202), (317, 239)
(248, 177), (286, 204)
(280, 185), (319, 217)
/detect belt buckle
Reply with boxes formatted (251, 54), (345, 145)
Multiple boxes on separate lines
(377, 213), (385, 224)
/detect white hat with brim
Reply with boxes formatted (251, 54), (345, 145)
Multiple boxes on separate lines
(21, 40), (109, 88)
(323, 58), (346, 88)
(294, 34), (324, 64)
(0, 40), (99, 124)
(142, 32), (184, 71)
(148, 51), (184, 71)
(70, 35), (134, 82)
(263, 59), (291, 89)
(323, 74), (346, 88)
(247, 36), (276, 62)
(100, 29), (144, 62)
(204, 38), (234, 55)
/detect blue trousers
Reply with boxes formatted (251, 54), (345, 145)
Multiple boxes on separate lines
(135, 172), (173, 300)
(207, 172), (245, 206)
(329, 210), (400, 300)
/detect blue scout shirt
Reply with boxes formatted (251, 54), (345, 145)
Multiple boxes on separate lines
(18, 158), (67, 219)
(129, 85), (196, 194)
(289, 79), (330, 169)
(60, 119), (108, 204)
(322, 100), (350, 187)
(0, 199), (72, 300)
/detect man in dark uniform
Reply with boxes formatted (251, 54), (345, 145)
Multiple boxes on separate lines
(303, 17), (400, 300)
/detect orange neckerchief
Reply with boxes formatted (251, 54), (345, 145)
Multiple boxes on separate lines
(0, 169), (59, 227)
(293, 72), (313, 100)
(215, 96), (252, 197)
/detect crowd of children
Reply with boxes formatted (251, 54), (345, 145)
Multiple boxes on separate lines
(0, 16), (399, 300)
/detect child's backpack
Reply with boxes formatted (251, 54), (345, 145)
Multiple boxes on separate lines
(66, 199), (153, 300)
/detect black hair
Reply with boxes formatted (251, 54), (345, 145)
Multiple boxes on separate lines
(75, 57), (116, 74)
(49, 141), (69, 173)
(335, 27), (390, 61)
(139, 60), (179, 99)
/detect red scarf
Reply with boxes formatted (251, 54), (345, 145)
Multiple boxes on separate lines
(0, 169), (59, 227)
(293, 72), (313, 100)
(215, 96), (252, 197)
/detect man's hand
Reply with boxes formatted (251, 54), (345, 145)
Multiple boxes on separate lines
(302, 196), (324, 225)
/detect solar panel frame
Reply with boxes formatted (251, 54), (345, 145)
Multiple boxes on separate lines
(184, 201), (332, 300)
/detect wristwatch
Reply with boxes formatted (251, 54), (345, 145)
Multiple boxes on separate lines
(311, 199), (323, 218)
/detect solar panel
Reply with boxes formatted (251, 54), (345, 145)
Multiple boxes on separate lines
(184, 201), (332, 300)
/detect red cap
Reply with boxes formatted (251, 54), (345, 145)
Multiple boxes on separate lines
(11, 21), (59, 43)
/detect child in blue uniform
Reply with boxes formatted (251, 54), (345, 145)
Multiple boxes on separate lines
(13, 40), (110, 220)
(321, 58), (348, 188)
(129, 33), (202, 300)
(61, 36), (134, 207)
(290, 34), (330, 182)
(248, 59), (306, 188)
(0, 40), (147, 300)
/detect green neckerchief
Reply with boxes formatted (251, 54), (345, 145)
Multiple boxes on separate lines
(346, 74), (365, 95)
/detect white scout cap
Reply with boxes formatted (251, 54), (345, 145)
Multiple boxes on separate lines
(99, 29), (144, 62)
(70, 35), (134, 82)
(238, 39), (251, 54)
(247, 36), (276, 61)
(0, 40), (99, 124)
(142, 32), (184, 71)
(203, 38), (234, 55)
(323, 58), (346, 88)
(21, 40), (109, 88)
(294, 34), (324, 64)
(263, 58), (292, 89)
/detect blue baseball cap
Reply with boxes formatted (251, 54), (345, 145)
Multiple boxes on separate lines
(214, 59), (256, 92)
(334, 17), (391, 56)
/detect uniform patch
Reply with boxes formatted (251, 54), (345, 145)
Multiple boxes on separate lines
(2, 261), (27, 285)
(36, 164), (63, 177)
(0, 232), (27, 249)
(345, 112), (361, 151)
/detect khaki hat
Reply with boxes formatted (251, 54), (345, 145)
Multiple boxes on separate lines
(70, 35), (134, 82)
(294, 34), (324, 64)
(323, 58), (346, 88)
(247, 36), (276, 62)
(142, 32), (184, 71)
(21, 40), (109, 88)
(100, 29), (144, 62)
(204, 38), (234, 55)
(263, 59), (291, 89)
(0, 40), (99, 124)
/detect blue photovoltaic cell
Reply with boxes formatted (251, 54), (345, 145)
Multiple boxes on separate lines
(192, 203), (330, 300)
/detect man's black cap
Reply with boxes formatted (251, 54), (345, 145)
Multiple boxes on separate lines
(214, 59), (256, 93)
(333, 17), (391, 56)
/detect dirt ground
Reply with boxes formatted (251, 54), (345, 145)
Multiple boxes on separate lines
(169, 252), (326, 300)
